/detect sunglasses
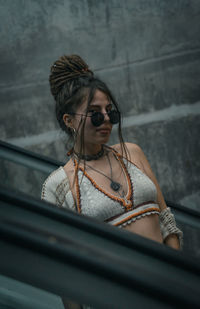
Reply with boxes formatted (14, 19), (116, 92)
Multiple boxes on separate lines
(71, 110), (120, 127)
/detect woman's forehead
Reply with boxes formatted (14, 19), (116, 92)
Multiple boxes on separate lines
(92, 89), (109, 100)
(78, 88), (111, 111)
(90, 90), (111, 106)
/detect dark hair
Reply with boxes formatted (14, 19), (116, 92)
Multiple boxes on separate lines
(49, 54), (128, 162)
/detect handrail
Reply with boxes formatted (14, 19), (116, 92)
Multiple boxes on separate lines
(0, 186), (200, 308)
(0, 139), (63, 173)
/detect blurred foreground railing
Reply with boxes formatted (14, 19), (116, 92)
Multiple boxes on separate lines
(0, 186), (200, 308)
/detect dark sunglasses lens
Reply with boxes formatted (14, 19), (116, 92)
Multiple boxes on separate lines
(91, 112), (104, 127)
(109, 110), (120, 124)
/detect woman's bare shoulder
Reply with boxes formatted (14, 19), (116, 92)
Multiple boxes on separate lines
(110, 143), (147, 171)
(63, 158), (75, 176)
(110, 142), (142, 158)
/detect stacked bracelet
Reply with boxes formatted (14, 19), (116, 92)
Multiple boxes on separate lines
(159, 207), (183, 249)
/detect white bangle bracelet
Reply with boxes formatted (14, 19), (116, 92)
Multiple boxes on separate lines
(159, 207), (183, 249)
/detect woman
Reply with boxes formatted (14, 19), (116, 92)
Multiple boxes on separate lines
(41, 54), (183, 248)
(41, 54), (183, 309)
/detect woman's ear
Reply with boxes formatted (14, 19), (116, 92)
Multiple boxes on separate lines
(63, 114), (73, 128)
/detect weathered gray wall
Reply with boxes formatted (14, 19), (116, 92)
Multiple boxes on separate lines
(1, 0), (200, 211)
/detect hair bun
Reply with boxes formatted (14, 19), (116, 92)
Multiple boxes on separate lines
(49, 54), (93, 98)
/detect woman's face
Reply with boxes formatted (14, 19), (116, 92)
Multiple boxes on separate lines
(72, 89), (113, 151)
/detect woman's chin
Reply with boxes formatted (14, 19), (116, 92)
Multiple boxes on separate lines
(99, 136), (110, 144)
(84, 133), (111, 146)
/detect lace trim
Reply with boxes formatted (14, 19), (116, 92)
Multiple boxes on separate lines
(108, 205), (160, 226)
(118, 210), (160, 228)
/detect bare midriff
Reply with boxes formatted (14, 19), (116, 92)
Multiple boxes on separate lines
(122, 213), (163, 244)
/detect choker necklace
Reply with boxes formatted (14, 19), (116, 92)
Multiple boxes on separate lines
(85, 153), (122, 192)
(73, 145), (105, 161)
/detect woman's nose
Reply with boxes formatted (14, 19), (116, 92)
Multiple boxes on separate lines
(103, 110), (110, 121)
(104, 111), (110, 122)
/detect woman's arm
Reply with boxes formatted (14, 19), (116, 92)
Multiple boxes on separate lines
(163, 230), (181, 249)
(125, 143), (182, 250)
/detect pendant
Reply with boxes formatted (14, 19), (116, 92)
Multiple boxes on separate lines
(110, 181), (121, 191)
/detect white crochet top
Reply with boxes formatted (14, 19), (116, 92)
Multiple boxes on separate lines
(41, 158), (160, 227)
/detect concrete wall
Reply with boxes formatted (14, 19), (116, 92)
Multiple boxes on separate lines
(0, 2), (200, 209)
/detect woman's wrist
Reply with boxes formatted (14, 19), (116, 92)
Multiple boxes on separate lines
(164, 233), (180, 250)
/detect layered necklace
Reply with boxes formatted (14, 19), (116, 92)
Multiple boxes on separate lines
(72, 145), (127, 195)
(72, 146), (133, 213)
(85, 152), (125, 194)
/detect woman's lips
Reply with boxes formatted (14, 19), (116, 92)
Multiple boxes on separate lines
(96, 128), (111, 134)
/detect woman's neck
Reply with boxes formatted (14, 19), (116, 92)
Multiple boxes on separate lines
(74, 143), (103, 156)
(73, 143), (106, 161)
